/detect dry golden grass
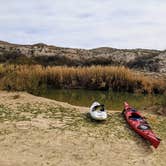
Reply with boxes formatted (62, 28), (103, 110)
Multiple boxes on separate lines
(0, 64), (165, 94)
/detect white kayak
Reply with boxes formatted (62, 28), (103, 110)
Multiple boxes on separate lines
(89, 102), (107, 120)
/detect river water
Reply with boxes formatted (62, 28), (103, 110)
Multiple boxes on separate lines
(40, 89), (165, 110)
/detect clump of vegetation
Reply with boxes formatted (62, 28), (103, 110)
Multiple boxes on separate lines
(158, 95), (166, 115)
(0, 50), (36, 65)
(12, 94), (20, 99)
(0, 104), (30, 122)
(0, 64), (47, 94)
(0, 64), (165, 94)
(161, 93), (166, 105)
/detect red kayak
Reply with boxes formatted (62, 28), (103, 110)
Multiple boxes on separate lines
(123, 102), (161, 148)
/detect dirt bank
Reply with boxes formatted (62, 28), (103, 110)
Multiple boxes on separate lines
(0, 91), (165, 166)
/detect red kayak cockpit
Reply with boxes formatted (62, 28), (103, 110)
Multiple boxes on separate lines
(128, 112), (143, 121)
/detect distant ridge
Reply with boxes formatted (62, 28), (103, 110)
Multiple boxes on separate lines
(0, 40), (166, 73)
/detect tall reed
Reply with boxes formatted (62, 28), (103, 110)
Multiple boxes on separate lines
(0, 64), (165, 94)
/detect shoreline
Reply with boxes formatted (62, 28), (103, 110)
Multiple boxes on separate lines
(0, 91), (165, 166)
(0, 90), (121, 113)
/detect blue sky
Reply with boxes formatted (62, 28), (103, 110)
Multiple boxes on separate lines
(0, 0), (166, 49)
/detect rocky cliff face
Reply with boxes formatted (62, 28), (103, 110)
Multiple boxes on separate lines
(0, 41), (165, 73)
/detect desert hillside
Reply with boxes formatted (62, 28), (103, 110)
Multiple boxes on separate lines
(0, 41), (166, 73)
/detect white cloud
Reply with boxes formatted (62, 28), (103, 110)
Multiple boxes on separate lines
(0, 0), (166, 49)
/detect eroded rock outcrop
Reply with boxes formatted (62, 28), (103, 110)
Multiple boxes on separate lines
(0, 41), (165, 73)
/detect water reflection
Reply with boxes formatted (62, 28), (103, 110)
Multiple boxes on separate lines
(40, 89), (164, 110)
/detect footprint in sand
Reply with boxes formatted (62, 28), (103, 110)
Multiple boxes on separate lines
(15, 121), (31, 130)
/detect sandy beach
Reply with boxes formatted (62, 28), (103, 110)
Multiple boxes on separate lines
(0, 91), (165, 166)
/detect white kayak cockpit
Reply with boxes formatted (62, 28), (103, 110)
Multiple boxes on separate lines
(89, 102), (107, 120)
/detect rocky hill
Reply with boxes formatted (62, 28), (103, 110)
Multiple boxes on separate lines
(0, 41), (166, 73)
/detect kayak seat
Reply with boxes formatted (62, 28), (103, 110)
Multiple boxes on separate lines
(100, 107), (105, 112)
(92, 105), (105, 112)
(129, 117), (142, 121)
(129, 113), (143, 121)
